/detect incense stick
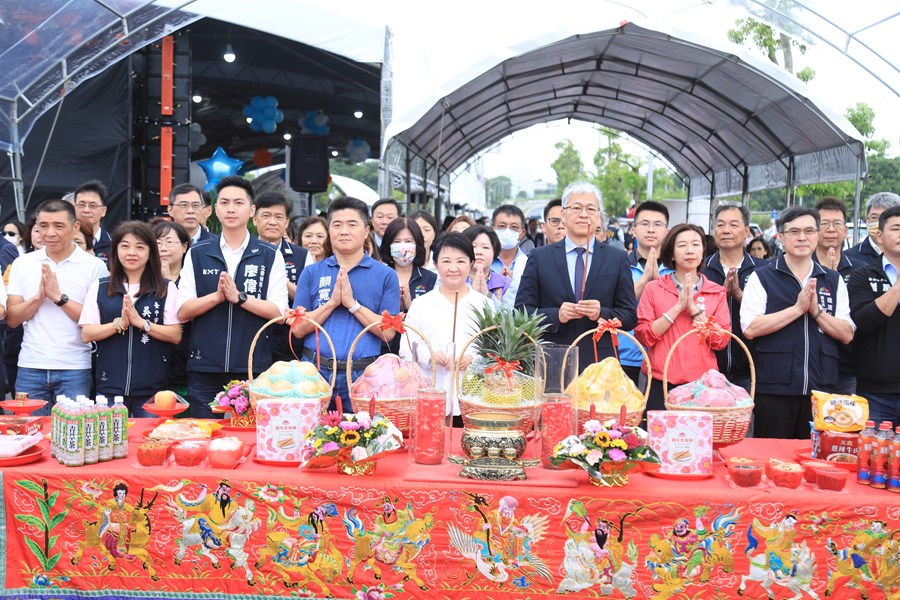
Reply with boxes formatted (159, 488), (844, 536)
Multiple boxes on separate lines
(451, 290), (459, 344)
(580, 241), (591, 300)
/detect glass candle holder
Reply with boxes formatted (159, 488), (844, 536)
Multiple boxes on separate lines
(410, 388), (447, 465)
(540, 393), (574, 468)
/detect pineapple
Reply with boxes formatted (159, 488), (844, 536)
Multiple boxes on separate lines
(466, 306), (549, 406)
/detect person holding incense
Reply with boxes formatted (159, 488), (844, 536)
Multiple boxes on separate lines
(516, 181), (637, 374)
(634, 223), (731, 413)
(399, 233), (489, 418)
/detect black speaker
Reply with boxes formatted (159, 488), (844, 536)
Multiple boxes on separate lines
(289, 135), (329, 193)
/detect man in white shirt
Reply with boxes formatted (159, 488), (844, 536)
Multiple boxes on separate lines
(491, 204), (529, 306)
(177, 176), (288, 418)
(168, 183), (212, 244)
(7, 199), (108, 414)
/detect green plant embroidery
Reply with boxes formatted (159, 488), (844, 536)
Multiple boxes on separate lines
(14, 478), (68, 573)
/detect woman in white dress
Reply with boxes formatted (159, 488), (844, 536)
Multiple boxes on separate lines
(400, 233), (491, 418)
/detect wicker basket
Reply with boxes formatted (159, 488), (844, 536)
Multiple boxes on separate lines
(454, 326), (545, 435)
(247, 314), (337, 414)
(347, 320), (436, 435)
(662, 328), (756, 448)
(563, 327), (651, 432)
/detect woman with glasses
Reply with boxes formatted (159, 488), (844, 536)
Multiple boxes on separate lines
(747, 236), (772, 260)
(635, 223), (731, 413)
(2, 221), (26, 255)
(80, 222), (182, 417)
(154, 221), (191, 284)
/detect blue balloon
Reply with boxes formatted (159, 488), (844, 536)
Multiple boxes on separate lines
(265, 96), (278, 108)
(274, 109), (284, 124)
(242, 106), (254, 118)
(249, 120), (263, 132)
(251, 96), (266, 110)
(197, 147), (244, 192)
(262, 120), (277, 134)
(263, 106), (276, 120)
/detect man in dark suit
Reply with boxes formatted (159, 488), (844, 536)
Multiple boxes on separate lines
(516, 182), (637, 372)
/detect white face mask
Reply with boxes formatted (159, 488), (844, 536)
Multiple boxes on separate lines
(495, 228), (520, 251)
(390, 242), (416, 267)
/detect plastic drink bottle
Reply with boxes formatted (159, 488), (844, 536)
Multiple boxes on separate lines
(96, 397), (113, 462)
(50, 395), (64, 460)
(888, 426), (900, 493)
(65, 399), (85, 467)
(857, 420), (877, 484)
(82, 398), (99, 465)
(870, 421), (893, 489)
(111, 396), (129, 459)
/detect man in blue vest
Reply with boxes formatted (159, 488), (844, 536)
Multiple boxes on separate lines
(73, 180), (112, 262)
(168, 183), (212, 245)
(844, 192), (900, 266)
(176, 176), (288, 418)
(702, 203), (764, 395)
(291, 197), (400, 410)
(741, 206), (855, 439)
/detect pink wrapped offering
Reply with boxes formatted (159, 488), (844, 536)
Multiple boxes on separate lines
(667, 370), (752, 408)
(351, 354), (430, 400)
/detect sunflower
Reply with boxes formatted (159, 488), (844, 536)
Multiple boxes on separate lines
(340, 430), (361, 446)
(593, 431), (612, 447)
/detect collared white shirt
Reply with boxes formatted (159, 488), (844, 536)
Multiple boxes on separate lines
(884, 255), (898, 287)
(176, 231), (288, 313)
(93, 226), (102, 245)
(868, 236), (882, 256)
(190, 227), (203, 244)
(7, 245), (108, 369)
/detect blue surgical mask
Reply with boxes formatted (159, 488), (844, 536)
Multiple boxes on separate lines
(495, 228), (520, 251)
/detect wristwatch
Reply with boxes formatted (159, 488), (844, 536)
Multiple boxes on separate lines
(142, 320), (152, 333)
(54, 294), (69, 307)
(236, 291), (248, 306)
(348, 300), (362, 314)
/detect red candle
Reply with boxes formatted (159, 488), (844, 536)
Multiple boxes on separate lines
(414, 389), (446, 464)
(541, 397), (573, 468)
(589, 402), (596, 421)
(369, 394), (376, 418)
(619, 403), (627, 426)
(336, 394), (343, 415)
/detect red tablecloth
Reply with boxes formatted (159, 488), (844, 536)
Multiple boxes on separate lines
(1, 420), (897, 599)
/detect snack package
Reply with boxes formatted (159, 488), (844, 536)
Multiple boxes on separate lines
(647, 410), (714, 475)
(0, 432), (43, 459)
(811, 428), (858, 462)
(566, 357), (644, 410)
(350, 354), (430, 400)
(667, 370), (752, 408)
(0, 416), (42, 436)
(811, 390), (868, 432)
(148, 419), (221, 441)
(256, 398), (321, 462)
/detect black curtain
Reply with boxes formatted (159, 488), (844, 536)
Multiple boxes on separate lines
(0, 60), (131, 227)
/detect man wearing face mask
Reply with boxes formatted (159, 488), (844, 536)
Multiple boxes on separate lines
(492, 205), (529, 307)
(516, 182), (637, 372)
(844, 192), (900, 267)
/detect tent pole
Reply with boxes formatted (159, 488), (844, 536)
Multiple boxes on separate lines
(10, 103), (26, 221)
(852, 152), (864, 245)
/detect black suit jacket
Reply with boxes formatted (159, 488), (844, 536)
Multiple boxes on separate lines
(516, 239), (637, 371)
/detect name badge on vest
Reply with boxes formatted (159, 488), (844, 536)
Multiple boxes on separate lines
(242, 264), (265, 296)
(816, 284), (834, 315)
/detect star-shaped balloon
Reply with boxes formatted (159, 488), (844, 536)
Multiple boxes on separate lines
(197, 147), (244, 192)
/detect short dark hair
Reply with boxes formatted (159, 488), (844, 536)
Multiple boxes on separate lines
(77, 223), (94, 250)
(447, 215), (476, 232)
(153, 220), (191, 250)
(255, 192), (292, 215)
(379, 217), (426, 268)
(659, 223), (707, 269)
(108, 221), (166, 298)
(814, 196), (847, 219)
(633, 200), (669, 224)
(371, 198), (400, 217)
(543, 198), (562, 221)
(748, 235), (773, 258)
(776, 206), (819, 232)
(74, 180), (109, 206)
(463, 224), (501, 259)
(409, 210), (438, 235)
(491, 204), (526, 227)
(327, 196), (370, 226)
(713, 203), (750, 227)
(170, 183), (206, 205)
(297, 216), (327, 240)
(432, 231), (475, 263)
(879, 204), (900, 230)
(35, 199), (77, 223)
(215, 176), (254, 201)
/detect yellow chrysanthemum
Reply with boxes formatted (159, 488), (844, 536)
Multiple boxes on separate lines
(340, 430), (361, 446)
(609, 439), (628, 450)
(327, 426), (339, 435)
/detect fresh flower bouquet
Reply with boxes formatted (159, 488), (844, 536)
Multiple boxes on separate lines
(211, 380), (252, 416)
(301, 410), (403, 475)
(550, 418), (660, 486)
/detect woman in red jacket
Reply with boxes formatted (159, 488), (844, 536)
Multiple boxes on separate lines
(635, 223), (731, 413)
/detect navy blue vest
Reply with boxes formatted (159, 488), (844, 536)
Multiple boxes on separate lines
(187, 236), (277, 374)
(95, 278), (173, 396)
(752, 260), (841, 396)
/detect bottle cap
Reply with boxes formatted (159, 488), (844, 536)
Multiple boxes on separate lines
(865, 420), (875, 427)
(879, 421), (892, 430)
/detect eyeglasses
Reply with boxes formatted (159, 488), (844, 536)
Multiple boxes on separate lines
(2, 231), (17, 237)
(565, 204), (600, 215)
(819, 220), (845, 230)
(635, 220), (666, 229)
(546, 217), (563, 226)
(494, 224), (522, 232)
(75, 202), (103, 210)
(157, 238), (183, 247)
(172, 202), (204, 210)
(782, 227), (819, 238)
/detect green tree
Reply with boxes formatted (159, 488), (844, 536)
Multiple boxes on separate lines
(845, 103), (891, 157)
(329, 158), (380, 189)
(727, 12), (815, 82)
(485, 176), (512, 207)
(551, 140), (586, 194)
(592, 129), (645, 217)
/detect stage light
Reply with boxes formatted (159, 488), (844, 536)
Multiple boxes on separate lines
(353, 110), (364, 119)
(223, 44), (236, 63)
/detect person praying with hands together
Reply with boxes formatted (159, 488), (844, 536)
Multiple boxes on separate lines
(636, 224), (731, 414)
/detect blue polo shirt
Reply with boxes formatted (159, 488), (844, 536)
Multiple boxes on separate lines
(294, 254), (400, 359)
